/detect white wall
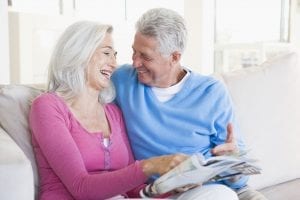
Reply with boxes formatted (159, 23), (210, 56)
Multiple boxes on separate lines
(0, 0), (10, 84)
(5, 0), (212, 84)
(5, 0), (300, 84)
(183, 0), (215, 74)
(7, 0), (186, 84)
(9, 12), (74, 84)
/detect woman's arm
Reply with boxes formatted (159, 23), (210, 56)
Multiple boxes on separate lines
(30, 95), (147, 200)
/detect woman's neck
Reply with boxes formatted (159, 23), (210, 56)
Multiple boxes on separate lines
(68, 88), (102, 116)
(65, 89), (110, 136)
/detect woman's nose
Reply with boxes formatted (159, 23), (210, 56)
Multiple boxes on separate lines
(109, 52), (117, 69)
(110, 58), (117, 69)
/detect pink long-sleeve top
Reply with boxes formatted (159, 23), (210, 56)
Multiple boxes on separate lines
(29, 93), (147, 200)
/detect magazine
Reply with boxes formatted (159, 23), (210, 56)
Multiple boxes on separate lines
(140, 153), (261, 197)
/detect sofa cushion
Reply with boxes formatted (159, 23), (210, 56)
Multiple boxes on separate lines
(218, 52), (300, 189)
(0, 126), (34, 200)
(259, 178), (300, 200)
(0, 85), (42, 190)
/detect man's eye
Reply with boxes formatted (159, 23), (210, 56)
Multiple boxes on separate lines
(142, 55), (151, 61)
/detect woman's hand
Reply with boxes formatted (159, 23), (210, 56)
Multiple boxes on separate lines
(140, 153), (188, 176)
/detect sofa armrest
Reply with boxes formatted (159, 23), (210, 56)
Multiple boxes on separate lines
(0, 127), (34, 200)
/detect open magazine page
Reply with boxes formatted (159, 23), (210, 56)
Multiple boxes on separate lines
(141, 153), (261, 197)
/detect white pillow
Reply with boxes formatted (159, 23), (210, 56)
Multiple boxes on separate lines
(0, 85), (42, 191)
(0, 126), (34, 200)
(218, 52), (300, 189)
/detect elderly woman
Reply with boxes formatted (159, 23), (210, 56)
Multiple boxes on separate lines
(29, 21), (187, 200)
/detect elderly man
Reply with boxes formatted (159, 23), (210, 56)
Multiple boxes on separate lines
(112, 7), (267, 200)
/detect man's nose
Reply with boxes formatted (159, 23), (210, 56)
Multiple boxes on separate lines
(132, 54), (142, 68)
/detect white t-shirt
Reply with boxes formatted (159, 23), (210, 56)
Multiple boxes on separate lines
(151, 69), (190, 102)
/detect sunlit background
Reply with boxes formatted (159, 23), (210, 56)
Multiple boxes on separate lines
(1, 0), (300, 84)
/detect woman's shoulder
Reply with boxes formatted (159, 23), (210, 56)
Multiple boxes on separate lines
(31, 92), (66, 112)
(32, 92), (59, 104)
(105, 103), (122, 114)
(104, 103), (123, 121)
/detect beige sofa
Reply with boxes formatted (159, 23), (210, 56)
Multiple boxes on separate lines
(1, 52), (300, 200)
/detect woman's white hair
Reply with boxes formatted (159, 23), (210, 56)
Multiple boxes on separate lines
(47, 20), (115, 103)
(135, 8), (187, 56)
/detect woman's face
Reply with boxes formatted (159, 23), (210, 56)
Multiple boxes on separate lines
(86, 33), (117, 90)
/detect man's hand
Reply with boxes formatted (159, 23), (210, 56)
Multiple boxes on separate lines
(211, 123), (239, 156)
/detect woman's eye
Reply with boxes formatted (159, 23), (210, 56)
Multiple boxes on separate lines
(102, 51), (117, 59)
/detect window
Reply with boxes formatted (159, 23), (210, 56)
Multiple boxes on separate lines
(8, 0), (60, 15)
(7, 0), (184, 84)
(214, 0), (291, 72)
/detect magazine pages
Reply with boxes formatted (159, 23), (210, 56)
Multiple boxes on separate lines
(141, 153), (261, 197)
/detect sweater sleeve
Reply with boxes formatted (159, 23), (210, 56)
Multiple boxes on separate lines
(208, 81), (249, 189)
(29, 94), (147, 200)
(205, 81), (246, 154)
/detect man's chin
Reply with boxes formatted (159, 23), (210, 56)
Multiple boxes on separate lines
(137, 75), (151, 85)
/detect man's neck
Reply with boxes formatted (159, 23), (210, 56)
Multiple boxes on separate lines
(156, 67), (187, 88)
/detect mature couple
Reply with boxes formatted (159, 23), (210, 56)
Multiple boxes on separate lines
(29, 8), (267, 200)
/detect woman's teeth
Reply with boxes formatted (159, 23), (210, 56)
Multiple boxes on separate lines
(100, 70), (111, 78)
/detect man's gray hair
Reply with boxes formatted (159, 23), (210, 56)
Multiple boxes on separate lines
(47, 21), (115, 103)
(135, 8), (187, 56)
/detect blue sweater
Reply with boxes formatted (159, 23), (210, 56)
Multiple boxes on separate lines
(112, 64), (248, 189)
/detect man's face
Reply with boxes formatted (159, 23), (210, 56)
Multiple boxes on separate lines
(131, 32), (174, 87)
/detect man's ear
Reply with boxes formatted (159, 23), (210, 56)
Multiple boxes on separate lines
(171, 51), (181, 64)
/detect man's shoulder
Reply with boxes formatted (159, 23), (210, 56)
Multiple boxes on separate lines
(112, 64), (137, 89)
(114, 64), (135, 76)
(189, 70), (221, 89)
